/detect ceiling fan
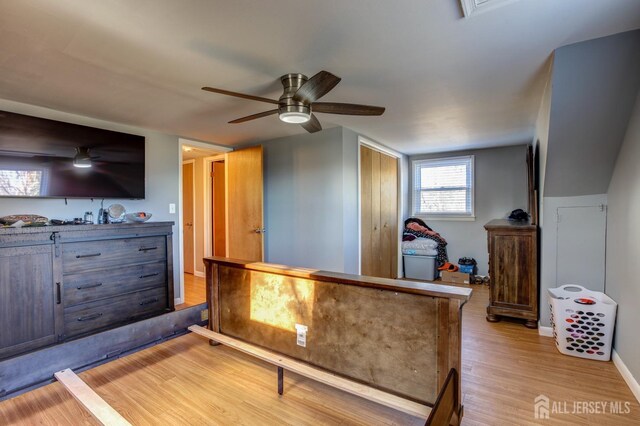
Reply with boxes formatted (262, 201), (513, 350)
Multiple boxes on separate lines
(202, 71), (385, 133)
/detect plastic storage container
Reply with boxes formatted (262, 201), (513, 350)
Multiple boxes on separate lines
(548, 284), (617, 361)
(403, 255), (437, 281)
(458, 264), (475, 274)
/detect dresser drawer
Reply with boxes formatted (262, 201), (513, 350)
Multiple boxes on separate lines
(64, 287), (168, 339)
(63, 261), (166, 307)
(62, 236), (166, 273)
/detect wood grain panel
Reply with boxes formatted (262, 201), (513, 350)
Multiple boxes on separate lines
(226, 146), (263, 262)
(63, 262), (166, 307)
(182, 162), (195, 275)
(212, 161), (226, 257)
(217, 265), (439, 403)
(371, 149), (382, 277)
(0, 245), (57, 359)
(63, 287), (167, 339)
(360, 145), (398, 279)
(485, 219), (538, 326)
(62, 236), (166, 274)
(360, 145), (373, 276)
(380, 152), (398, 279)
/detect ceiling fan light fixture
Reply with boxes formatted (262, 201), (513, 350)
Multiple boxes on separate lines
(73, 147), (92, 168)
(279, 111), (311, 124)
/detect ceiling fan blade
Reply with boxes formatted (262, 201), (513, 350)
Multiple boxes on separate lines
(293, 71), (341, 104)
(202, 87), (279, 105)
(300, 113), (322, 133)
(229, 109), (279, 124)
(312, 102), (385, 116)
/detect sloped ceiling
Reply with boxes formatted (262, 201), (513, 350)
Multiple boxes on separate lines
(544, 30), (640, 197)
(0, 0), (639, 154)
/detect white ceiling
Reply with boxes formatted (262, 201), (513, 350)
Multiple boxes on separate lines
(0, 0), (639, 155)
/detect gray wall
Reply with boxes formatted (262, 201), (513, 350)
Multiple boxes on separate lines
(538, 193), (607, 328)
(262, 126), (407, 277)
(263, 127), (359, 274)
(0, 98), (182, 298)
(606, 90), (640, 382)
(544, 30), (640, 197)
(409, 145), (528, 276)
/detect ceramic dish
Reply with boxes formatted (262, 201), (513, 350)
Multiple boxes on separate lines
(126, 212), (152, 223)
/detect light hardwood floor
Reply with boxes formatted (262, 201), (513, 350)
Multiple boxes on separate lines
(1, 285), (638, 425)
(175, 273), (206, 310)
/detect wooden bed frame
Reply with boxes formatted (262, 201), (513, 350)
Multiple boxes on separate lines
(202, 257), (472, 424)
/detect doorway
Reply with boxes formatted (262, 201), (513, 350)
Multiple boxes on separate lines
(177, 141), (230, 310)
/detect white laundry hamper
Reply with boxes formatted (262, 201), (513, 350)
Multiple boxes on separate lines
(548, 285), (617, 361)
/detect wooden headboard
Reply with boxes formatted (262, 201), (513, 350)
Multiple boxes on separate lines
(204, 257), (471, 407)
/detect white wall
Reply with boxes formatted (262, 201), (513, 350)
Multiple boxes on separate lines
(538, 194), (608, 327)
(606, 90), (640, 384)
(0, 99), (182, 297)
(262, 126), (407, 276)
(263, 127), (356, 273)
(409, 145), (528, 275)
(544, 30), (640, 197)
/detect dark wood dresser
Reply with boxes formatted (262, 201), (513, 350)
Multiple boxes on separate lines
(484, 219), (538, 328)
(0, 222), (174, 360)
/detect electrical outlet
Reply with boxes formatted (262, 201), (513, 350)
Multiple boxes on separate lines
(169, 203), (176, 214)
(200, 309), (209, 321)
(295, 324), (308, 347)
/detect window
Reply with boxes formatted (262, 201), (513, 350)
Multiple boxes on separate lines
(0, 168), (48, 197)
(412, 155), (474, 219)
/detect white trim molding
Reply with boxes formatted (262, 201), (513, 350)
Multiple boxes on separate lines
(193, 271), (205, 278)
(538, 326), (553, 337)
(174, 297), (184, 306)
(612, 350), (640, 404)
(460, 0), (521, 18)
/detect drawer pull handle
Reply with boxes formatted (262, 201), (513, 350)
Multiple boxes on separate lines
(139, 247), (158, 252)
(56, 282), (61, 305)
(139, 298), (159, 306)
(77, 313), (103, 322)
(76, 253), (101, 259)
(139, 273), (160, 279)
(77, 282), (103, 290)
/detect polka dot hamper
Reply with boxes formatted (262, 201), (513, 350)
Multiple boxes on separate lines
(548, 284), (617, 361)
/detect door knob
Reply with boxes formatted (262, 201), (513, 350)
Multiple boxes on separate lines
(185, 222), (193, 226)
(254, 228), (266, 234)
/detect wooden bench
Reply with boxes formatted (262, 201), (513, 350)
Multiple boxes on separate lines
(189, 325), (460, 425)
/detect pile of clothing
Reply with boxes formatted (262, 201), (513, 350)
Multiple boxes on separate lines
(402, 218), (448, 266)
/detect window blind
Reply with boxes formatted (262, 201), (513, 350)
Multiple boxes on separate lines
(412, 156), (474, 217)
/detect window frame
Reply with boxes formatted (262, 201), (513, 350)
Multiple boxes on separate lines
(411, 155), (475, 221)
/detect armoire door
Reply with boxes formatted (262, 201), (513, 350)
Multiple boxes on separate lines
(360, 145), (398, 278)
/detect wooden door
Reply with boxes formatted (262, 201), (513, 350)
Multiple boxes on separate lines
(226, 146), (264, 261)
(182, 162), (195, 274)
(213, 161), (226, 257)
(360, 145), (398, 278)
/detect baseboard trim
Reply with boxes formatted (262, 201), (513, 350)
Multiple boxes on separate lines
(194, 271), (205, 278)
(174, 297), (184, 305)
(538, 326), (553, 337)
(612, 349), (640, 404)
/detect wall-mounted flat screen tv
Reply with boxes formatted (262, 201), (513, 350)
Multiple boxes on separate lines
(0, 110), (145, 199)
